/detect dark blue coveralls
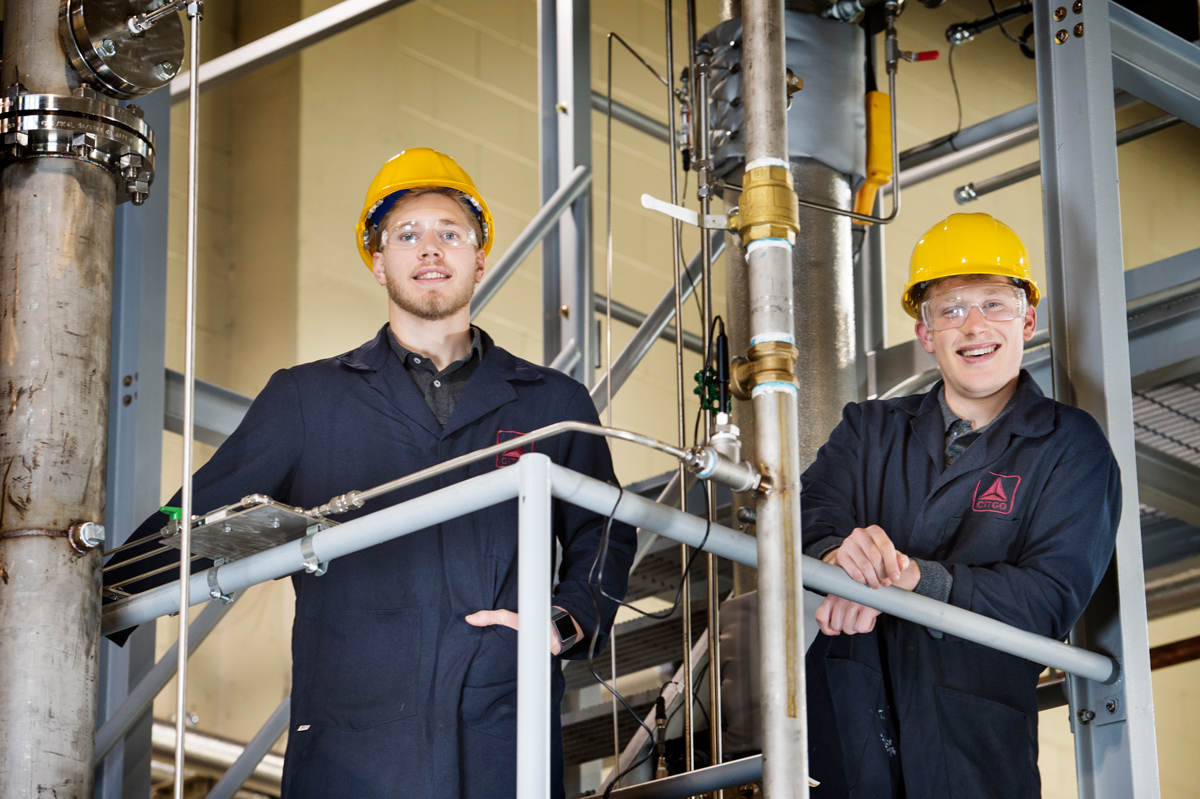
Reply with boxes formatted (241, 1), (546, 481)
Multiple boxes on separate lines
(115, 326), (636, 798)
(800, 371), (1120, 798)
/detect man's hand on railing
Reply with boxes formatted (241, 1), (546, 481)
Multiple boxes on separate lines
(464, 607), (584, 656)
(815, 525), (923, 636)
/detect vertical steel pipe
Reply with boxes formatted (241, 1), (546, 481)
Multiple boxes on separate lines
(739, 0), (809, 797)
(0, 3), (111, 797)
(516, 454), (554, 799)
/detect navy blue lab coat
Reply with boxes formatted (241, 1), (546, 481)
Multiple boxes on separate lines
(117, 326), (636, 799)
(801, 371), (1120, 798)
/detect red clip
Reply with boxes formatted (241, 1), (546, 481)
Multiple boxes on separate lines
(914, 50), (940, 62)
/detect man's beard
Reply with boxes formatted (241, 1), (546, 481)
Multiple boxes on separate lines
(387, 268), (475, 321)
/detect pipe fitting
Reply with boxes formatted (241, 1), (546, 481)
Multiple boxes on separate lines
(68, 521), (105, 554)
(728, 164), (800, 244)
(684, 447), (762, 494)
(729, 340), (800, 400)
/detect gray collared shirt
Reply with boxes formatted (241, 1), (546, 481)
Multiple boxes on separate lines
(388, 326), (484, 427)
(938, 383), (1018, 465)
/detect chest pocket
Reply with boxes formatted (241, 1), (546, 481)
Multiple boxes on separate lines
(939, 515), (1022, 565)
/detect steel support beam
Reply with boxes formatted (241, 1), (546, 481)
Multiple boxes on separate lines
(472, 165), (591, 320)
(164, 369), (252, 447)
(593, 295), (705, 354)
(170, 0), (416, 102)
(203, 697), (289, 799)
(590, 90), (670, 142)
(538, 0), (593, 385)
(97, 86), (172, 799)
(1034, 0), (1160, 795)
(516, 455), (554, 799)
(1109, 1), (1200, 131)
(1135, 443), (1200, 531)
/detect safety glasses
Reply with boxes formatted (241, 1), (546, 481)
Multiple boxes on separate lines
(920, 283), (1028, 331)
(379, 218), (478, 250)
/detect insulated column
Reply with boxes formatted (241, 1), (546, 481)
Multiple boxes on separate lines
(737, 0), (809, 796)
(0, 1), (112, 796)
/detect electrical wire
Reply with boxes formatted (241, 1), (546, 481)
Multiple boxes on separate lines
(986, 0), (1025, 44)
(948, 42), (963, 139)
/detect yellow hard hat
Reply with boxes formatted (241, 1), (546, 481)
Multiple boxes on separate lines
(901, 212), (1040, 318)
(355, 148), (495, 268)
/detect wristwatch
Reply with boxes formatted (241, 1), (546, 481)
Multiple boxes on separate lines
(550, 607), (578, 650)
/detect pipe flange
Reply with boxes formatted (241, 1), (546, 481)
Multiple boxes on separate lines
(0, 88), (156, 205)
(728, 164), (800, 244)
(729, 341), (800, 400)
(60, 0), (185, 100)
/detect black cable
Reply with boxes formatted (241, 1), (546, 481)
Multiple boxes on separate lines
(986, 0), (1025, 44)
(948, 42), (963, 138)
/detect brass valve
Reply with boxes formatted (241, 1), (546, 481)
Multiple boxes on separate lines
(729, 164), (801, 245)
(729, 340), (800, 400)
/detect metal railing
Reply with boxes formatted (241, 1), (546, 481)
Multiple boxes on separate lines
(101, 454), (1119, 798)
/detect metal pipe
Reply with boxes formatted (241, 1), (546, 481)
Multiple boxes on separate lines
(548, 339), (580, 373)
(175, 7), (204, 797)
(470, 165), (592, 319)
(591, 295), (705, 354)
(547, 465), (1119, 683)
(955, 113), (1180, 204)
(515, 455), (554, 799)
(0, 2), (111, 796)
(590, 90), (671, 142)
(151, 721), (283, 795)
(204, 697), (290, 799)
(170, 0), (417, 101)
(739, 0), (809, 795)
(591, 235), (723, 413)
(94, 594), (239, 765)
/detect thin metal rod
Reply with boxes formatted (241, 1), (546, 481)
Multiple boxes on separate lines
(607, 754), (763, 799)
(591, 236), (722, 413)
(313, 420), (691, 516)
(470, 165), (592, 319)
(954, 113), (1180, 203)
(203, 696), (290, 799)
(515, 455), (553, 798)
(604, 41), (620, 777)
(175, 8), (203, 797)
(662, 0), (694, 775)
(94, 594), (238, 766)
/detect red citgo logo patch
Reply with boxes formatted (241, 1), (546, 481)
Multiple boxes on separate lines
(496, 430), (531, 468)
(972, 472), (1021, 515)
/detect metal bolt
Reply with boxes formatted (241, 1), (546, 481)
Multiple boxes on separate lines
(69, 521), (106, 553)
(123, 375), (133, 387)
(1054, 6), (1067, 21)
(1055, 29), (1069, 44)
(1106, 697), (1120, 714)
(153, 61), (178, 81)
(559, 304), (570, 318)
(554, 103), (568, 114)
(1073, 0), (1083, 12)
(1074, 22), (1084, 37)
(1077, 708), (1095, 724)
(98, 38), (117, 57)
(122, 395), (132, 406)
(736, 506), (757, 524)
(126, 104), (144, 119)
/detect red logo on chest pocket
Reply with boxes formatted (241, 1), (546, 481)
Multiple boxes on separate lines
(496, 430), (531, 468)
(972, 472), (1021, 515)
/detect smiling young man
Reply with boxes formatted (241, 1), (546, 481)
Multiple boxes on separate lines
(113, 149), (635, 799)
(799, 213), (1121, 797)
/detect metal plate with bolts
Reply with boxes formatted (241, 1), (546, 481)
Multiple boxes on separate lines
(61, 0), (185, 99)
(160, 496), (336, 562)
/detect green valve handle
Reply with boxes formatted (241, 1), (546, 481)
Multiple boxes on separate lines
(160, 505), (183, 521)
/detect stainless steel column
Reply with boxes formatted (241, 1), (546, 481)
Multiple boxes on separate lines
(0, 2), (112, 796)
(1033, 0), (1160, 796)
(516, 453), (554, 799)
(739, 0), (809, 796)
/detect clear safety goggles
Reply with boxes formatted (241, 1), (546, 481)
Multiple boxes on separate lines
(378, 218), (478, 250)
(920, 283), (1028, 331)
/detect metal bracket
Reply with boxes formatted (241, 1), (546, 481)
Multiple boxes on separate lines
(640, 193), (730, 230)
(207, 566), (233, 604)
(300, 533), (328, 576)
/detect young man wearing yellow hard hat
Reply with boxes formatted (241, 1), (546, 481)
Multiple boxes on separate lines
(115, 149), (635, 799)
(798, 213), (1120, 796)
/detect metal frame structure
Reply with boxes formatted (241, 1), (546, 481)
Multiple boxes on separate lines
(90, 0), (1200, 796)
